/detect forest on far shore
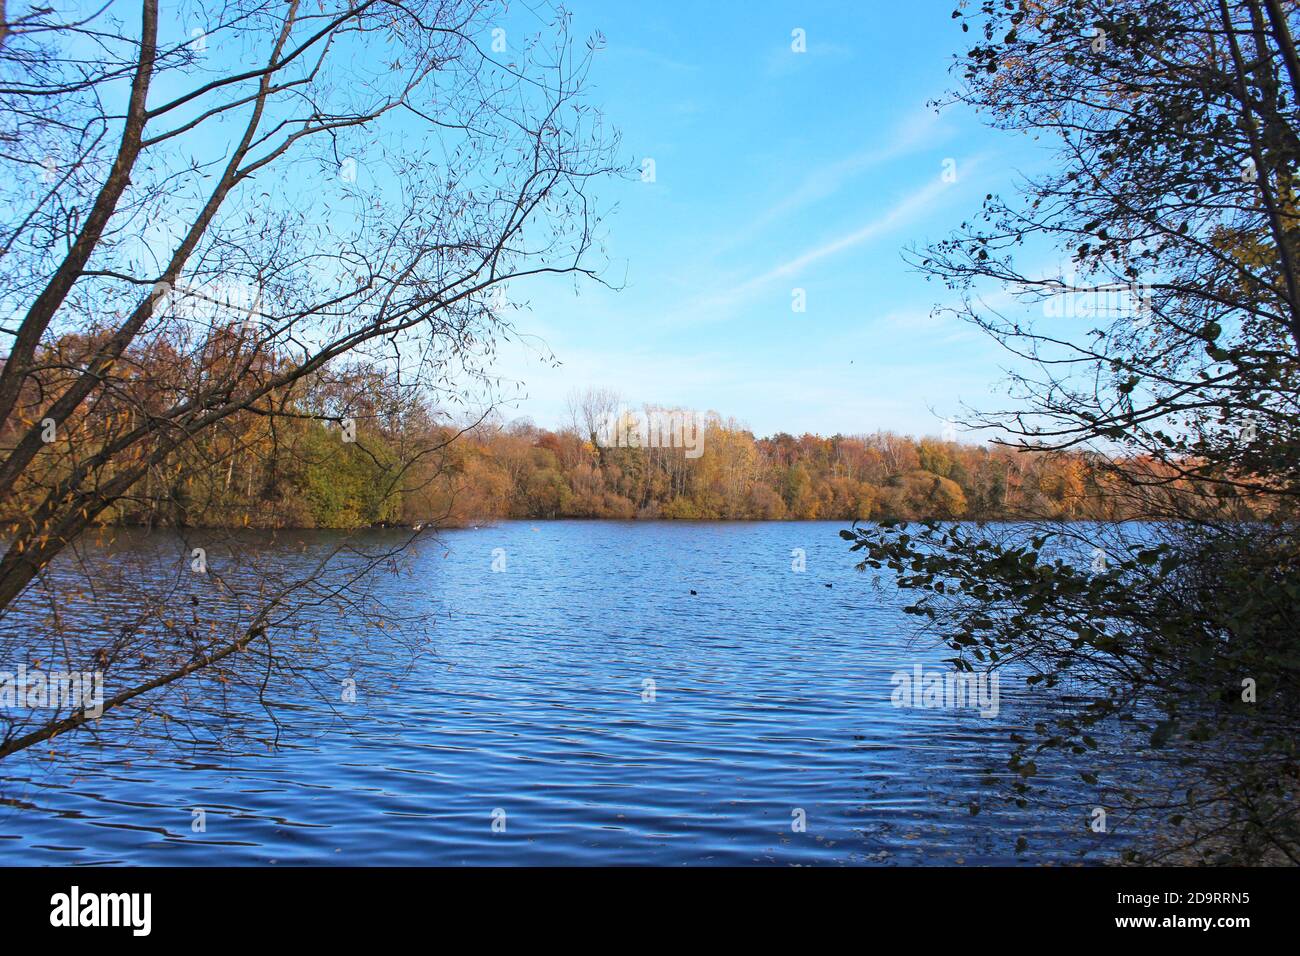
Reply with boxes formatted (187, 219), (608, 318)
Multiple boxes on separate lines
(3, 342), (1230, 530)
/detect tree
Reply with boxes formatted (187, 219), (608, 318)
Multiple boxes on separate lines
(845, 0), (1300, 862)
(0, 0), (618, 759)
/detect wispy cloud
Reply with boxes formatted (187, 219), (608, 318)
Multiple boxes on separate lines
(610, 45), (700, 74)
(747, 176), (951, 284)
(718, 107), (946, 250)
(690, 158), (981, 319)
(764, 36), (854, 76)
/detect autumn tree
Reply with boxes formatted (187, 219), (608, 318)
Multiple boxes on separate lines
(0, 0), (618, 759)
(844, 0), (1300, 862)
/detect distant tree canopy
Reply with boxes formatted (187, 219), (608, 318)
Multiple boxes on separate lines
(1, 357), (1216, 528)
(843, 0), (1300, 863)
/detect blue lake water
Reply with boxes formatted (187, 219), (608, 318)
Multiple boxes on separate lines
(0, 521), (1130, 865)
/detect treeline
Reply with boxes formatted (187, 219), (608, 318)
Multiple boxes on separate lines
(2, 343), (1170, 528)
(429, 413), (1144, 525)
(0, 326), (1205, 530)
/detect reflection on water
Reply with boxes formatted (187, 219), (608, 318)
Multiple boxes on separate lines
(0, 521), (1132, 865)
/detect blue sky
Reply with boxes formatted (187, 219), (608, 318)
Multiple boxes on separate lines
(72, 0), (1056, 441)
(487, 0), (1056, 439)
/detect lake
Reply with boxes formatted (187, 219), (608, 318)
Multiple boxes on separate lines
(0, 521), (1132, 865)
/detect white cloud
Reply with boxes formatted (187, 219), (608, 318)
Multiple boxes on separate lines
(717, 106), (946, 250)
(691, 164), (973, 319)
